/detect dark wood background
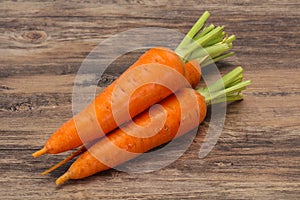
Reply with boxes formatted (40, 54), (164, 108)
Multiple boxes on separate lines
(1, 0), (299, 199)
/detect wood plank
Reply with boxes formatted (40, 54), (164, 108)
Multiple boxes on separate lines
(0, 0), (299, 199)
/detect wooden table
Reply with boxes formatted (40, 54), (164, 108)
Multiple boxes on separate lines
(1, 1), (299, 199)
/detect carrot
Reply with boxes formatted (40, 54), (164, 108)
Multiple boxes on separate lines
(40, 60), (201, 175)
(56, 67), (251, 186)
(33, 11), (236, 157)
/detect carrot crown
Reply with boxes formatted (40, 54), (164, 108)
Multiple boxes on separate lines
(197, 66), (251, 105)
(175, 11), (235, 66)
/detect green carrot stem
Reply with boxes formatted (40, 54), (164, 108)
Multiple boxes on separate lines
(175, 11), (210, 53)
(191, 43), (231, 62)
(193, 24), (215, 41)
(225, 35), (236, 43)
(203, 32), (225, 47)
(203, 66), (243, 94)
(175, 11), (236, 66)
(181, 26), (225, 59)
(195, 26), (224, 47)
(227, 74), (243, 87)
(211, 94), (244, 105)
(201, 52), (235, 67)
(207, 81), (250, 102)
(186, 11), (210, 39)
(198, 67), (251, 105)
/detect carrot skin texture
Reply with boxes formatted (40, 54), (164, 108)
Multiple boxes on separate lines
(184, 60), (201, 88)
(39, 48), (201, 155)
(58, 88), (206, 181)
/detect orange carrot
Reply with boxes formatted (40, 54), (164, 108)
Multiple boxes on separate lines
(56, 88), (205, 185)
(56, 67), (251, 186)
(41, 60), (201, 175)
(33, 49), (199, 157)
(33, 11), (235, 157)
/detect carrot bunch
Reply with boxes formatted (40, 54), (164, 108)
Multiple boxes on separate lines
(32, 11), (250, 186)
(33, 11), (235, 157)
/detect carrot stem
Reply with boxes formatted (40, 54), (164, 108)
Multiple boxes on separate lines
(175, 11), (235, 65)
(176, 11), (210, 52)
(180, 26), (225, 60)
(203, 32), (225, 47)
(32, 147), (47, 158)
(198, 66), (251, 105)
(201, 52), (235, 66)
(194, 35), (236, 66)
(193, 24), (215, 41)
(195, 26), (225, 48)
(190, 43), (231, 63)
(211, 94), (244, 105)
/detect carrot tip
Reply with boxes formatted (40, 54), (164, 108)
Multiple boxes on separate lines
(32, 147), (48, 158)
(56, 172), (70, 186)
(41, 169), (50, 176)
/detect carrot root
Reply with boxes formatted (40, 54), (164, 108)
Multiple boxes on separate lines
(41, 146), (86, 176)
(32, 147), (47, 158)
(56, 172), (70, 186)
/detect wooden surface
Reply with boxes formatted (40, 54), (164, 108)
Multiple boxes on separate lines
(1, 0), (299, 199)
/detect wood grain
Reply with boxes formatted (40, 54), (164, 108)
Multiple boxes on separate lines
(0, 0), (299, 199)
